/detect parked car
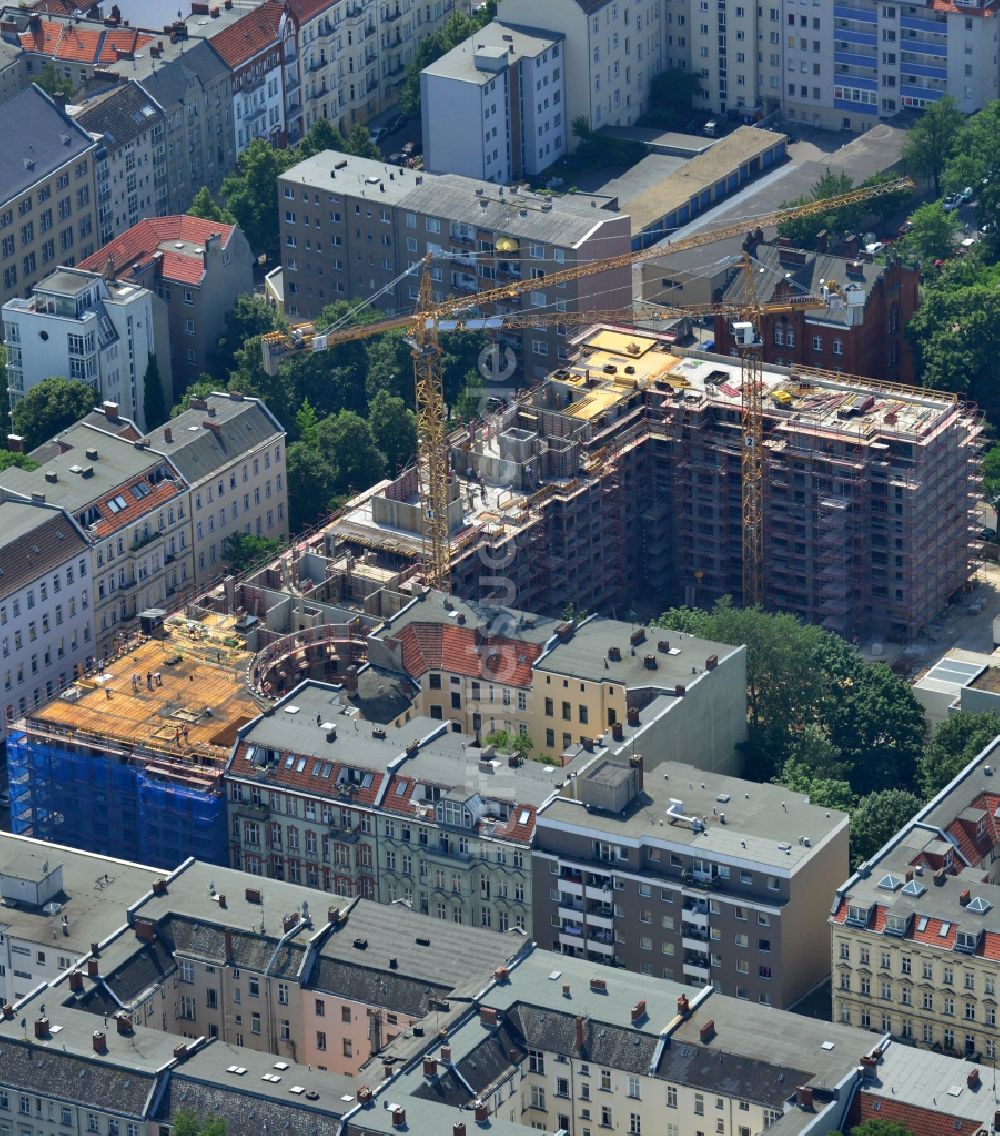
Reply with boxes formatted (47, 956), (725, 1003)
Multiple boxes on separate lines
(400, 139), (422, 158)
(369, 126), (389, 146)
(959, 185), (974, 204)
(388, 152), (404, 166)
(388, 113), (407, 134)
(942, 193), (961, 212)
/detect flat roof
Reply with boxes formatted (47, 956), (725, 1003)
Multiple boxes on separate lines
(860, 1039), (996, 1121)
(0, 832), (159, 952)
(534, 616), (740, 687)
(623, 126), (788, 236)
(24, 612), (259, 776)
(423, 20), (560, 85)
(378, 590), (559, 647)
(539, 759), (848, 870)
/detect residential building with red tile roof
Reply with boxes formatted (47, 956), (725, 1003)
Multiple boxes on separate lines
(78, 215), (253, 399)
(831, 734), (1000, 1062)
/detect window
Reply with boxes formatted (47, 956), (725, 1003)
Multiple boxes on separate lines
(530, 1085), (546, 1110)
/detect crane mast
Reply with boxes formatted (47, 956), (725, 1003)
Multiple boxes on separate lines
(737, 251), (765, 609)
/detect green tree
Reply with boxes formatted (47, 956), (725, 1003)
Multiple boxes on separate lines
(171, 1112), (227, 1136)
(142, 354), (167, 431)
(0, 451), (39, 472)
(850, 789), (924, 867)
(365, 332), (413, 402)
(571, 116), (646, 169)
(861, 171), (914, 228)
(983, 442), (1000, 504)
(901, 95), (964, 196)
(777, 169), (862, 249)
(286, 439), (338, 533)
(35, 64), (74, 101)
(345, 125), (381, 160)
(316, 410), (387, 494)
(899, 200), (959, 262)
(187, 186), (234, 225)
(850, 1120), (915, 1136)
(485, 729), (534, 757)
(169, 378), (217, 418)
(212, 294), (282, 377)
(222, 532), (281, 574)
(775, 756), (855, 812)
(918, 711), (1000, 799)
(646, 69), (703, 128)
(940, 101), (1000, 259)
(399, 4), (497, 119)
(296, 117), (347, 158)
(220, 138), (297, 259)
(294, 398), (321, 447)
(11, 378), (95, 451)
(368, 390), (417, 472)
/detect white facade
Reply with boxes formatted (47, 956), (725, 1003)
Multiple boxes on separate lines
(0, 502), (92, 735)
(498, 0), (666, 139)
(422, 23), (566, 182)
(2, 268), (168, 432)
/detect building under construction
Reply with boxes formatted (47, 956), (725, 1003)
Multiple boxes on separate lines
(299, 329), (982, 642)
(6, 611), (263, 869)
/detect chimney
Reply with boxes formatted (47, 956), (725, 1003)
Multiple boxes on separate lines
(677, 994), (690, 1019)
(6, 434), (23, 453)
(345, 665), (359, 694)
(218, 894), (227, 909)
(203, 419), (222, 436)
(283, 912), (299, 933)
(1, 1005), (13, 1020)
(173, 1041), (188, 1061)
(575, 1014), (586, 1053)
(562, 983), (571, 998)
(968, 1068), (980, 1089)
(627, 707), (640, 727)
(92, 1030), (107, 1054)
(454, 1124), (467, 1136)
(34, 1017), (50, 1040)
(590, 977), (607, 993)
(224, 927), (233, 963)
(705, 654), (719, 670)
(961, 889), (971, 906)
(357, 1086), (373, 1104)
(69, 971), (84, 993)
(91, 942), (100, 957)
(631, 1000), (647, 1024)
(390, 1105), (406, 1129)
(612, 722), (624, 742)
(245, 887), (262, 903)
(163, 426), (173, 443)
(630, 753), (644, 791)
(475, 1102), (489, 1123)
(699, 1018), (716, 1043)
(116, 1013), (132, 1036)
(188, 396), (208, 410)
(423, 1057), (438, 1078)
(151, 879), (167, 896)
(102, 401), (119, 421)
(480, 1006), (498, 1028)
(87, 958), (99, 978)
(494, 965), (510, 983)
(441, 1045), (452, 1062)
(797, 1087), (814, 1111)
(134, 920), (156, 943)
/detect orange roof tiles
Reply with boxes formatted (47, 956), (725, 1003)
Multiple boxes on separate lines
(209, 3), (283, 69)
(283, 0), (335, 22)
(393, 624), (540, 687)
(19, 20), (154, 63)
(378, 771), (536, 843)
(911, 915), (958, 949)
(228, 741), (386, 806)
(978, 931), (1000, 959)
(90, 476), (179, 539)
(78, 216), (236, 286)
(850, 1092), (986, 1136)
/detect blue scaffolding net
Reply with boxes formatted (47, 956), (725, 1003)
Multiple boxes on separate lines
(6, 730), (229, 870)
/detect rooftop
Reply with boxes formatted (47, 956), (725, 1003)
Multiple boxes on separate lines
(423, 20), (561, 86)
(856, 1040), (996, 1124)
(0, 85), (95, 206)
(208, 0), (281, 68)
(17, 18), (155, 64)
(0, 500), (88, 599)
(71, 79), (164, 150)
(77, 215), (237, 287)
(540, 758), (849, 870)
(22, 611), (259, 776)
(534, 615), (740, 687)
(281, 150), (625, 247)
(144, 392), (284, 486)
(0, 832), (159, 953)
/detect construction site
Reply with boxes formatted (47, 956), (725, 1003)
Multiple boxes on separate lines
(5, 611), (264, 868)
(249, 326), (982, 643)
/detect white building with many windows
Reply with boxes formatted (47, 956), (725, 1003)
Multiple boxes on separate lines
(3, 266), (170, 431)
(422, 22), (566, 182)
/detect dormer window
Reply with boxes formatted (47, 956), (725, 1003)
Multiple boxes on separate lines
(846, 904), (870, 927)
(884, 913), (909, 936)
(956, 930), (979, 954)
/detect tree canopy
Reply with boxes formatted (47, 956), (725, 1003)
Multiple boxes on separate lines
(645, 69), (703, 129)
(901, 96), (964, 196)
(187, 186), (235, 225)
(35, 63), (75, 101)
(171, 1112), (227, 1136)
(899, 201), (959, 262)
(222, 532), (281, 575)
(917, 711), (1000, 799)
(850, 788), (925, 867)
(11, 378), (96, 451)
(399, 4), (497, 118)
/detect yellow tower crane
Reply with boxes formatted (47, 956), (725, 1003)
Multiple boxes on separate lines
(262, 176), (911, 597)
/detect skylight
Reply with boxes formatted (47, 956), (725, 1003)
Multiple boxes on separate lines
(877, 874), (904, 891)
(938, 922), (952, 937)
(968, 896), (992, 914)
(901, 879), (926, 897)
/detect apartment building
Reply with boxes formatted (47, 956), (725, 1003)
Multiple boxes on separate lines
(0, 83), (98, 305)
(276, 151), (631, 377)
(145, 391), (287, 585)
(71, 81), (168, 246)
(210, 1), (290, 153)
(713, 239), (919, 384)
(422, 22), (566, 182)
(496, 0), (665, 138)
(831, 736), (1000, 1061)
(3, 265), (171, 429)
(0, 499), (92, 735)
(0, 832), (159, 1004)
(0, 415), (195, 653)
(366, 591), (748, 768)
(0, 37), (28, 105)
(78, 216), (253, 400)
(533, 756), (849, 1008)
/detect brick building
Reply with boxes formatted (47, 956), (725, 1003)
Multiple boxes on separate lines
(713, 239), (919, 384)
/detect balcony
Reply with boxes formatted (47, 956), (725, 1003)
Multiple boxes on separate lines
(558, 901), (584, 921)
(235, 800), (269, 820)
(682, 905), (709, 928)
(682, 958), (711, 980)
(560, 878), (583, 897)
(683, 934), (711, 952)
